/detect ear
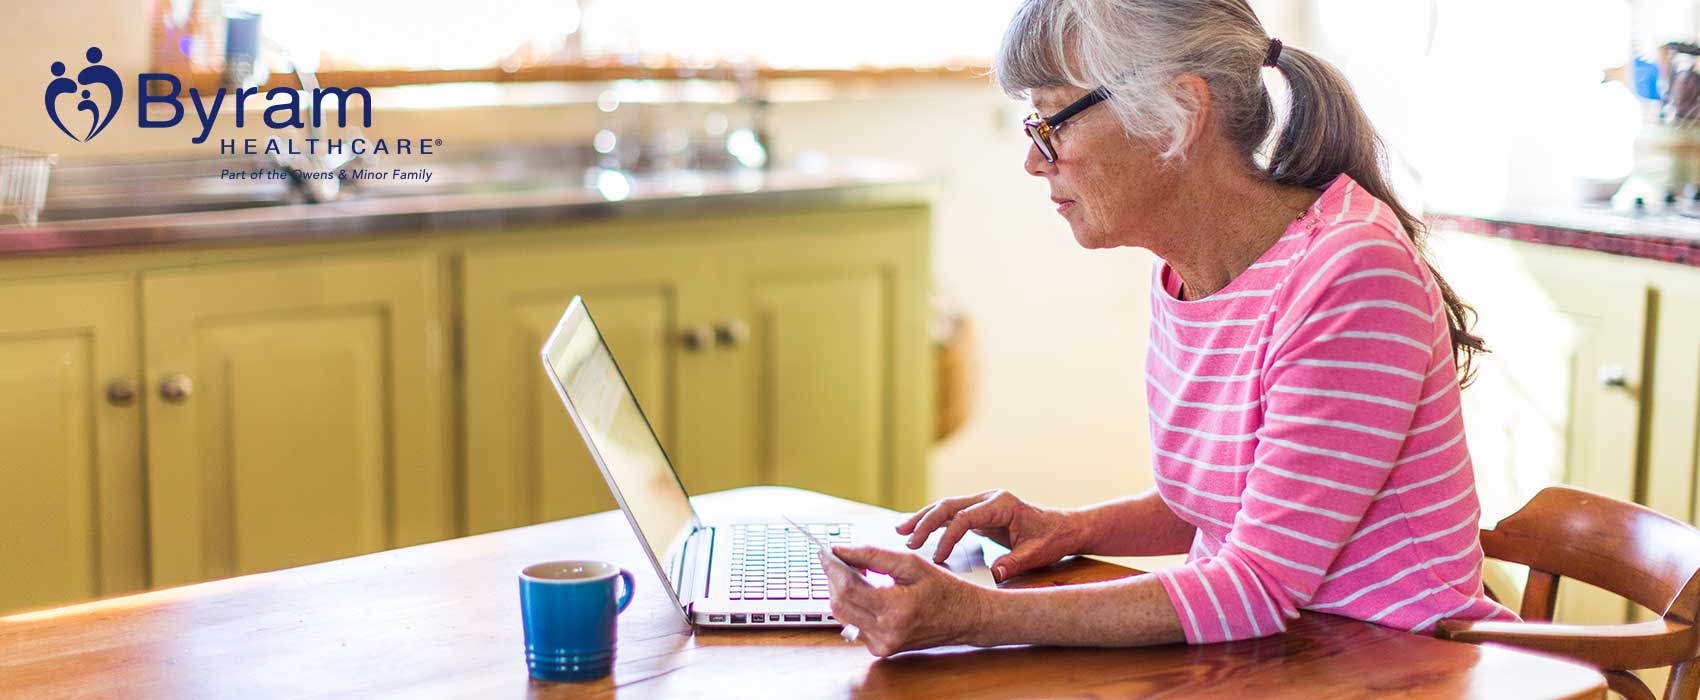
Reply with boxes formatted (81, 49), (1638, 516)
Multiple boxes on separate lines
(1171, 73), (1214, 158)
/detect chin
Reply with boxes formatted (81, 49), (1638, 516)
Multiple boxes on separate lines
(1068, 224), (1111, 249)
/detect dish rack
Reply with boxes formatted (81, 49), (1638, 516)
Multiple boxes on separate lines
(0, 147), (57, 227)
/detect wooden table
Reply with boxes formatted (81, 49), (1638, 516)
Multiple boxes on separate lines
(0, 487), (1607, 699)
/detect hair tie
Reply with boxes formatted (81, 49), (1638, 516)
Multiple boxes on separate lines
(1263, 38), (1283, 67)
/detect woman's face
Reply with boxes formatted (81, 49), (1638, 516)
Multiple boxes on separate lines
(1025, 86), (1180, 249)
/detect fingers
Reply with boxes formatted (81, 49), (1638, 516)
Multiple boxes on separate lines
(833, 545), (927, 584)
(902, 491), (997, 548)
(895, 490), (993, 536)
(819, 553), (870, 594)
(932, 499), (1000, 564)
(895, 493), (981, 534)
(896, 499), (952, 541)
(894, 506), (929, 536)
(821, 563), (899, 659)
(820, 550), (882, 645)
(827, 585), (879, 628)
(989, 539), (1051, 584)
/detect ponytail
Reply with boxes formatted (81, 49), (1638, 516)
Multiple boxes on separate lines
(1267, 45), (1487, 387)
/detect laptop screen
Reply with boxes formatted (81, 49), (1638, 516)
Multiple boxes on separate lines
(540, 298), (699, 601)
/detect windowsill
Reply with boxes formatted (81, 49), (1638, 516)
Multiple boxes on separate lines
(146, 72), (1004, 117)
(167, 64), (992, 97)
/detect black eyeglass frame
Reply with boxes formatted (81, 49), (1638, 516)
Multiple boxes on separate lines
(1023, 87), (1111, 163)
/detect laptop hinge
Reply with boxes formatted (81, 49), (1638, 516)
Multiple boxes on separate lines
(674, 526), (713, 611)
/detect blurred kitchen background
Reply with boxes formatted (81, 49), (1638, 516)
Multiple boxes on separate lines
(3, 0), (1700, 656)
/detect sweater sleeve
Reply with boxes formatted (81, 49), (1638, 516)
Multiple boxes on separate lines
(1155, 223), (1442, 643)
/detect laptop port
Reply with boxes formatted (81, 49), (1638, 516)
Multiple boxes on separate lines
(751, 614), (765, 623)
(804, 614), (822, 622)
(730, 614), (747, 624)
(784, 614), (801, 622)
(709, 615), (727, 623)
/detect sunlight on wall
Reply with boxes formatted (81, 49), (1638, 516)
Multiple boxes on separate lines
(177, 0), (1023, 73)
(1311, 0), (1639, 211)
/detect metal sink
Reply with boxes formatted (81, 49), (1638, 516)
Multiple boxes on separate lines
(36, 141), (741, 223)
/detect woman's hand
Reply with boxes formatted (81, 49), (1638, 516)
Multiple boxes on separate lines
(897, 490), (1086, 583)
(822, 545), (992, 657)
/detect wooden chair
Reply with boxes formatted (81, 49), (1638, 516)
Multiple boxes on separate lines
(1437, 486), (1700, 700)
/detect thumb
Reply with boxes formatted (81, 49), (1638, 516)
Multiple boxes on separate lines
(833, 545), (925, 583)
(990, 541), (1051, 583)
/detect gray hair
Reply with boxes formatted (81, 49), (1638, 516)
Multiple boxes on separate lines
(995, 0), (1486, 385)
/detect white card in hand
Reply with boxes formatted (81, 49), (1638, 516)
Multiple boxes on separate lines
(782, 516), (864, 643)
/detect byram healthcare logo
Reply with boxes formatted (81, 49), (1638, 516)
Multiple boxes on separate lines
(45, 46), (123, 142)
(40, 44), (442, 167)
(40, 44), (440, 163)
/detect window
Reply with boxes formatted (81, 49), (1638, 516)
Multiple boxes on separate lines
(154, 0), (1020, 85)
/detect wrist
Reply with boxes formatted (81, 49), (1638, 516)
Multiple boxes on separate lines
(1060, 505), (1100, 555)
(961, 584), (1004, 647)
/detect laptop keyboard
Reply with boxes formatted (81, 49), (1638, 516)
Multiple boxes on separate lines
(725, 523), (851, 600)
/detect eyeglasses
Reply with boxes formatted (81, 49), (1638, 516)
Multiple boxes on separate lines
(1023, 87), (1110, 163)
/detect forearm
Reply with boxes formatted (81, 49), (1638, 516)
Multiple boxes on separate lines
(967, 573), (1186, 647)
(1068, 489), (1196, 556)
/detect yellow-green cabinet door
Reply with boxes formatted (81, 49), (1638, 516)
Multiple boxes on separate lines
(1645, 271), (1700, 528)
(1634, 267), (1700, 695)
(0, 276), (144, 614)
(1430, 232), (1646, 625)
(463, 239), (702, 533)
(143, 254), (451, 587)
(697, 208), (930, 509)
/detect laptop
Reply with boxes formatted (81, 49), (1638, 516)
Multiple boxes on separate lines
(539, 296), (981, 628)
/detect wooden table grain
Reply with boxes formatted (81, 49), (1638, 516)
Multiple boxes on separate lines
(0, 486), (1607, 700)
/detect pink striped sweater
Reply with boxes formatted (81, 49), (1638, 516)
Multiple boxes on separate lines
(1148, 173), (1519, 644)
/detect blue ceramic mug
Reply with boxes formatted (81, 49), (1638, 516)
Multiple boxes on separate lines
(518, 560), (635, 682)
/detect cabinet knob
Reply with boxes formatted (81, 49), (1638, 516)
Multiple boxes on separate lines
(1596, 365), (1631, 390)
(679, 326), (712, 352)
(714, 320), (751, 348)
(106, 379), (137, 407)
(159, 374), (195, 403)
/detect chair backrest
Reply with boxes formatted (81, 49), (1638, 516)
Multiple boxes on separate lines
(1481, 486), (1700, 625)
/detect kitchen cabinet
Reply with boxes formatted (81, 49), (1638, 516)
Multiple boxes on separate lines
(1630, 265), (1700, 700)
(1430, 232), (1646, 626)
(1645, 273), (1700, 532)
(142, 253), (452, 587)
(1430, 228), (1700, 628)
(0, 196), (931, 614)
(698, 218), (929, 508)
(463, 237), (699, 532)
(462, 207), (930, 533)
(0, 275), (145, 613)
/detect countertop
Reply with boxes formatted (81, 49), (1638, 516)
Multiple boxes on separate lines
(1425, 201), (1700, 268)
(0, 162), (933, 258)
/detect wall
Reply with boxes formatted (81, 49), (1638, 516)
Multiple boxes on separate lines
(767, 85), (1161, 511)
(0, 2), (1325, 526)
(0, 0), (152, 151)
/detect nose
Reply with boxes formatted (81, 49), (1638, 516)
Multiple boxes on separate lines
(1024, 141), (1056, 177)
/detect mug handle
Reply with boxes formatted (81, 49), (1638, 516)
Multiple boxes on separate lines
(615, 569), (635, 614)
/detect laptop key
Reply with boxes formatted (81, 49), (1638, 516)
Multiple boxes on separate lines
(789, 587), (809, 599)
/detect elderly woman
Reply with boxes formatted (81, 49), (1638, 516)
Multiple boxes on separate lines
(821, 0), (1520, 656)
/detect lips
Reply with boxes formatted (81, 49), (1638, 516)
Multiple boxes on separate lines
(1051, 195), (1075, 214)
